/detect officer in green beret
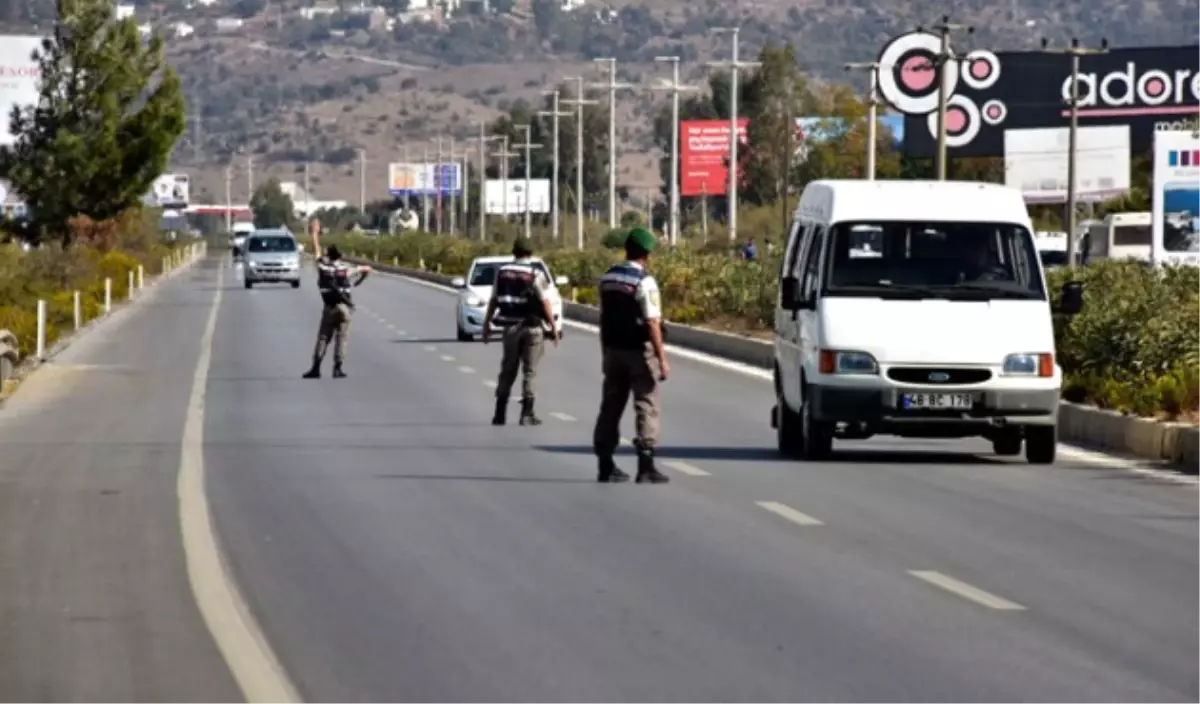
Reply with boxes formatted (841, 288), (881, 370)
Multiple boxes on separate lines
(592, 227), (671, 484)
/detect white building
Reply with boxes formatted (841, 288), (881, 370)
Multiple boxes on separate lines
(115, 3), (136, 19)
(171, 22), (196, 38)
(214, 17), (244, 32)
(281, 182), (347, 218)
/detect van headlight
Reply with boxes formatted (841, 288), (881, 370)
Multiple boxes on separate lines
(1003, 353), (1054, 377)
(818, 350), (878, 375)
(464, 295), (485, 308)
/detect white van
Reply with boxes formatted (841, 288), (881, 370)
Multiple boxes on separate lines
(771, 180), (1083, 464)
(1084, 212), (1151, 263)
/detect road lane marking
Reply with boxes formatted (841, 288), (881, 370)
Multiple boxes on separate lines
(423, 345), (437, 351)
(178, 266), (301, 702)
(458, 366), (475, 374)
(756, 501), (824, 526)
(441, 354), (455, 362)
(662, 459), (710, 477)
(550, 412), (576, 422)
(483, 380), (497, 388)
(908, 571), (1026, 611)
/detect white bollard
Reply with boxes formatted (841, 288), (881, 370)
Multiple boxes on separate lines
(36, 299), (46, 360)
(137, 265), (144, 289)
(128, 270), (135, 299)
(105, 277), (112, 314)
(73, 290), (81, 330)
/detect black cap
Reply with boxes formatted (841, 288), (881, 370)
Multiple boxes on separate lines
(326, 245), (341, 260)
(512, 237), (533, 257)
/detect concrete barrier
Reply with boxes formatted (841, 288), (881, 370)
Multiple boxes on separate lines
(353, 257), (1200, 472)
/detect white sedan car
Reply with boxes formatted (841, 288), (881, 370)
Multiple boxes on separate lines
(452, 255), (568, 341)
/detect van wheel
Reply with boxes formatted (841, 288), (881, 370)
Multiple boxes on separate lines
(992, 429), (1022, 456)
(800, 388), (834, 460)
(456, 324), (472, 342)
(244, 280), (253, 289)
(776, 390), (803, 457)
(291, 280), (300, 289)
(1025, 425), (1057, 464)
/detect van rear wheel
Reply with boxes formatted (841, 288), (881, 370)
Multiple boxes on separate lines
(1025, 425), (1057, 464)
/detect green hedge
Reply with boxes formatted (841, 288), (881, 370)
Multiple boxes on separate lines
(323, 232), (1199, 420)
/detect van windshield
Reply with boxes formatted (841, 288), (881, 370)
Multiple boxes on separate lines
(823, 221), (1046, 301)
(248, 236), (297, 253)
(469, 261), (551, 287)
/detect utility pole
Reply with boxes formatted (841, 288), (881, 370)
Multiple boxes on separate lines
(924, 16), (975, 180)
(561, 76), (598, 250)
(421, 144), (430, 233)
(591, 58), (634, 230)
(245, 155), (254, 201)
(224, 165), (233, 232)
(513, 124), (543, 241)
(476, 122), (491, 241)
(357, 148), (366, 214)
(709, 27), (760, 243)
(651, 56), (699, 247)
(538, 90), (573, 241)
(492, 137), (519, 226)
(844, 61), (880, 181)
(1040, 36), (1109, 269)
(188, 96), (202, 163)
(303, 162), (311, 221)
(435, 137), (445, 234)
(448, 135), (457, 235)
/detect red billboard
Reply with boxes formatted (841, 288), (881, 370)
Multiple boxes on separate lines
(681, 119), (748, 196)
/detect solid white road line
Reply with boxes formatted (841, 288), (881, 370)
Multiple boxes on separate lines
(178, 267), (301, 702)
(756, 501), (824, 526)
(458, 366), (475, 374)
(908, 570), (1026, 611)
(662, 459), (711, 477)
(549, 412), (576, 422)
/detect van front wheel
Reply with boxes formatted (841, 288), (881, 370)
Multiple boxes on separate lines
(800, 388), (834, 460)
(776, 391), (803, 458)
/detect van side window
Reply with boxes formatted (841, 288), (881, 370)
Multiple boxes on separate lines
(781, 218), (805, 276)
(790, 223), (814, 279)
(800, 225), (825, 298)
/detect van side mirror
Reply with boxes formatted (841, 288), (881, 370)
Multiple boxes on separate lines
(780, 276), (804, 311)
(1055, 281), (1083, 315)
(450, 276), (466, 288)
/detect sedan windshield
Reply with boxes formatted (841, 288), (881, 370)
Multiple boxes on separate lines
(248, 237), (297, 253)
(469, 261), (552, 287)
(823, 221), (1047, 300)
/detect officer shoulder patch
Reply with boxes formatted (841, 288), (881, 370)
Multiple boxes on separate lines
(648, 290), (661, 309)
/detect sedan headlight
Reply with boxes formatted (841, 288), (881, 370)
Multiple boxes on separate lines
(464, 295), (485, 308)
(1002, 353), (1054, 377)
(818, 349), (878, 375)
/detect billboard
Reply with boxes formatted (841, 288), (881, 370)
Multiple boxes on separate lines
(1151, 130), (1200, 266)
(484, 179), (550, 214)
(0, 36), (43, 147)
(1003, 125), (1131, 203)
(681, 119), (748, 196)
(388, 162), (462, 196)
(875, 31), (1200, 157)
(145, 173), (189, 208)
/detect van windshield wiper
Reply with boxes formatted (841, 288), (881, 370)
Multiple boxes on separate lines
(949, 281), (1042, 299)
(830, 283), (949, 299)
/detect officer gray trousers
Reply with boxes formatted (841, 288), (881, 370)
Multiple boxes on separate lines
(312, 302), (352, 365)
(496, 324), (545, 400)
(593, 343), (661, 457)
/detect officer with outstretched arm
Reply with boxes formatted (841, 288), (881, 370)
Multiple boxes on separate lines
(482, 238), (559, 426)
(592, 227), (670, 484)
(303, 219), (370, 379)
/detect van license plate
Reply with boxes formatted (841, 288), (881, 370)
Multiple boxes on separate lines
(901, 393), (973, 410)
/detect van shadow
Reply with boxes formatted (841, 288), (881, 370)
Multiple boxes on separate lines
(533, 444), (1001, 465)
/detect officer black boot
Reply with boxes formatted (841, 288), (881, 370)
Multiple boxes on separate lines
(597, 455), (630, 483)
(332, 363), (346, 379)
(492, 396), (508, 426)
(518, 398), (542, 426)
(635, 447), (669, 484)
(302, 361), (320, 379)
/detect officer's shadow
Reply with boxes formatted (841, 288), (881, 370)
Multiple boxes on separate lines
(534, 444), (778, 462)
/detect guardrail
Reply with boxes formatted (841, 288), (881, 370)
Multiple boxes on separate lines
(347, 255), (1199, 472)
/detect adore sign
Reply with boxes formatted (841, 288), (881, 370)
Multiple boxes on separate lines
(875, 31), (1200, 158)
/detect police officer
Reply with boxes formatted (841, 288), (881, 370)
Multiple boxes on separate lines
(303, 220), (370, 379)
(592, 227), (671, 484)
(482, 237), (559, 426)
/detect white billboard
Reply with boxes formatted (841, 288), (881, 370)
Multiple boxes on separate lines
(145, 173), (190, 208)
(0, 36), (43, 147)
(1151, 130), (1200, 267)
(485, 179), (550, 215)
(1003, 125), (1131, 204)
(388, 162), (462, 196)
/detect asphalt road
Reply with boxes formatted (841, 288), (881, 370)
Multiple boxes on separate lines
(0, 254), (1196, 702)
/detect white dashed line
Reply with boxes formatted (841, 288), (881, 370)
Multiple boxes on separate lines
(458, 366), (475, 374)
(441, 355), (455, 362)
(662, 459), (711, 477)
(756, 501), (824, 526)
(483, 380), (498, 389)
(908, 571), (1026, 611)
(549, 412), (576, 422)
(423, 345), (437, 352)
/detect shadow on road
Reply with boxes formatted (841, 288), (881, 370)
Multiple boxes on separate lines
(374, 473), (591, 484)
(391, 338), (464, 344)
(534, 444), (1003, 464)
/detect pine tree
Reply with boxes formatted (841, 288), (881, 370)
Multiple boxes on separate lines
(0, 0), (186, 247)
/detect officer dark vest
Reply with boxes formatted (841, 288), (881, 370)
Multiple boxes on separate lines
(493, 261), (543, 327)
(598, 262), (650, 349)
(318, 258), (353, 307)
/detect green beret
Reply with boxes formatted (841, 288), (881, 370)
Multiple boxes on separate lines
(626, 226), (657, 253)
(511, 237), (533, 256)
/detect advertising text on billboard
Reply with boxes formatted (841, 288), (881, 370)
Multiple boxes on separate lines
(680, 119), (747, 197)
(0, 36), (43, 148)
(1151, 130), (1200, 266)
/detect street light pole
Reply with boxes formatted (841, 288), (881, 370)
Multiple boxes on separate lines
(925, 16), (974, 180)
(561, 76), (599, 250)
(709, 27), (760, 243)
(591, 58), (634, 230)
(435, 136), (444, 234)
(651, 56), (699, 246)
(491, 137), (519, 233)
(357, 148), (366, 214)
(1039, 36), (1109, 269)
(513, 124), (543, 241)
(844, 61), (880, 180)
(449, 135), (457, 235)
(538, 89), (573, 241)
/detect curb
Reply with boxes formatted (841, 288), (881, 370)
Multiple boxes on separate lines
(350, 257), (1199, 473)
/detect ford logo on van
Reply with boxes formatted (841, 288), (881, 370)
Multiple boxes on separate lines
(928, 371), (951, 383)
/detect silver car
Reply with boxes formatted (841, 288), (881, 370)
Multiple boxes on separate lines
(243, 229), (302, 289)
